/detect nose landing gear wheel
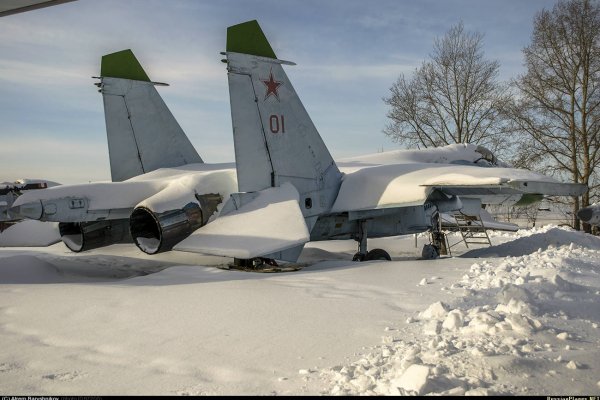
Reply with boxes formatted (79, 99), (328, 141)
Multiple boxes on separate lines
(352, 252), (366, 262)
(421, 244), (440, 260)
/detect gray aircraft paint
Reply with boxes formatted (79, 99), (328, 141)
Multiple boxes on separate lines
(226, 53), (342, 221)
(100, 77), (203, 182)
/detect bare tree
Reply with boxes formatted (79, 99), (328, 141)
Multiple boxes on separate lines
(509, 0), (600, 231)
(383, 22), (510, 155)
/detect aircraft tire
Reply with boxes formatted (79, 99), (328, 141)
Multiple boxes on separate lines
(421, 244), (440, 260)
(365, 248), (392, 261)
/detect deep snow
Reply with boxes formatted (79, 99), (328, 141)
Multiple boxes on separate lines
(0, 225), (599, 395)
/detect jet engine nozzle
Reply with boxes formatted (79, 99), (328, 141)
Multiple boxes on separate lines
(59, 219), (132, 252)
(129, 202), (204, 254)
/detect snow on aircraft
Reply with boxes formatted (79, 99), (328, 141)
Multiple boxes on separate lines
(173, 20), (587, 262)
(0, 180), (57, 230)
(9, 50), (237, 253)
(0, 180), (61, 247)
(7, 24), (587, 263)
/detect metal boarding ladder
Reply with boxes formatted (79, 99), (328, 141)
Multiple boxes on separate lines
(446, 212), (492, 255)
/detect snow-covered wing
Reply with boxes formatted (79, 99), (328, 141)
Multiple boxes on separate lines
(339, 143), (504, 168)
(333, 163), (587, 212)
(174, 183), (310, 259)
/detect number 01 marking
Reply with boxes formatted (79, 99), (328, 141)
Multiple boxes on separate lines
(269, 114), (285, 133)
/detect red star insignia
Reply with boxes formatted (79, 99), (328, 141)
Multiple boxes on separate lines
(261, 68), (283, 101)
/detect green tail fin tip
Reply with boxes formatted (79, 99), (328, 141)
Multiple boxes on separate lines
(101, 49), (150, 82)
(227, 20), (277, 59)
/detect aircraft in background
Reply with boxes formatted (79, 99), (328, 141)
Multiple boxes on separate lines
(172, 20), (587, 262)
(577, 204), (600, 226)
(0, 179), (57, 232)
(10, 49), (237, 253)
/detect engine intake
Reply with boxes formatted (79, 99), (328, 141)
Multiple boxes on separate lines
(130, 202), (204, 254)
(59, 219), (132, 252)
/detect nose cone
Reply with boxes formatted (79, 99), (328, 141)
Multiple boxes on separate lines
(577, 207), (593, 223)
(9, 201), (43, 220)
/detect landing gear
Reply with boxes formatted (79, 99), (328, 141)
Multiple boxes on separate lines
(366, 248), (392, 261)
(232, 257), (276, 268)
(421, 211), (445, 259)
(421, 244), (440, 260)
(353, 248), (392, 261)
(431, 231), (448, 256)
(352, 220), (392, 262)
(228, 257), (302, 272)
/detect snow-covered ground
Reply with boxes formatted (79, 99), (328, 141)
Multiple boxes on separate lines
(0, 225), (599, 395)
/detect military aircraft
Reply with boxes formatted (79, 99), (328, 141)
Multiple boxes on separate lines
(9, 24), (587, 263)
(577, 204), (600, 226)
(172, 20), (587, 262)
(10, 49), (237, 254)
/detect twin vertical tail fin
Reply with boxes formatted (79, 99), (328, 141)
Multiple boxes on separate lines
(177, 21), (341, 262)
(225, 21), (342, 221)
(99, 50), (203, 182)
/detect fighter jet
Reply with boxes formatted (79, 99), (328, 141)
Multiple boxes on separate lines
(9, 28), (587, 263)
(10, 50), (237, 254)
(172, 20), (587, 262)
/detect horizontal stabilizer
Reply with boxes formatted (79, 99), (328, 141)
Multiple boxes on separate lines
(174, 183), (310, 259)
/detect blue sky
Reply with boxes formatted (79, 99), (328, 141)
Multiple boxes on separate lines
(0, 0), (554, 183)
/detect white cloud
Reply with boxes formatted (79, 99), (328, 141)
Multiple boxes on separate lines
(0, 134), (109, 181)
(294, 63), (414, 82)
(0, 59), (88, 88)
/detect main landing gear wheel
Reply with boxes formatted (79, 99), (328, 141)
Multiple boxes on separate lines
(352, 221), (392, 262)
(353, 249), (392, 262)
(365, 248), (392, 261)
